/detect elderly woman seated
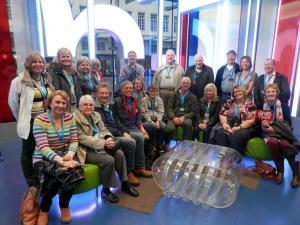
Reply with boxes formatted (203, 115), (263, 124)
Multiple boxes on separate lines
(212, 85), (256, 155)
(260, 84), (299, 188)
(74, 95), (139, 203)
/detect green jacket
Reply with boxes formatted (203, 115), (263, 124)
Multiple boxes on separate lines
(167, 90), (198, 119)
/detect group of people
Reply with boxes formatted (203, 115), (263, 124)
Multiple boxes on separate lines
(7, 47), (300, 225)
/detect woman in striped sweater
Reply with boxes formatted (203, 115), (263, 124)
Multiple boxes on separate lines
(33, 90), (81, 225)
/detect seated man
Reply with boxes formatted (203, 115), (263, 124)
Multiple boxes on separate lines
(140, 84), (167, 151)
(95, 83), (150, 186)
(165, 77), (198, 143)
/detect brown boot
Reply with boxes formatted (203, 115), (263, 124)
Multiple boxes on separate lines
(290, 161), (299, 188)
(37, 211), (48, 225)
(127, 172), (140, 186)
(274, 172), (284, 185)
(60, 207), (71, 224)
(133, 168), (153, 178)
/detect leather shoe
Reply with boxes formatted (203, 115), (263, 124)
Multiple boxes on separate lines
(128, 172), (140, 186)
(291, 175), (299, 188)
(275, 172), (284, 185)
(122, 183), (139, 197)
(160, 144), (169, 152)
(101, 190), (119, 203)
(133, 168), (152, 178)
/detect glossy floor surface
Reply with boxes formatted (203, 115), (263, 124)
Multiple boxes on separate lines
(0, 122), (299, 225)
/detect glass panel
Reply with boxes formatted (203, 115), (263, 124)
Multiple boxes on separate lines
(185, 0), (242, 73)
(162, 0), (178, 54)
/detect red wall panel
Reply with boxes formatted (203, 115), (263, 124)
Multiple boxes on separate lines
(0, 1), (16, 123)
(273, 0), (300, 83)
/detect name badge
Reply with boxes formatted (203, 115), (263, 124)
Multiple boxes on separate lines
(166, 76), (170, 79)
(179, 107), (185, 112)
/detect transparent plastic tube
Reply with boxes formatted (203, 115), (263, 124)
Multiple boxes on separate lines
(152, 141), (242, 208)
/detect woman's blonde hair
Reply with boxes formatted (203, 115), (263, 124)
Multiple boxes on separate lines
(202, 83), (219, 102)
(232, 85), (247, 100)
(76, 56), (90, 68)
(24, 51), (46, 72)
(264, 83), (280, 97)
(46, 90), (70, 110)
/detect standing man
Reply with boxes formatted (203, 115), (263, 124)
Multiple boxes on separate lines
(254, 58), (291, 125)
(153, 49), (185, 108)
(215, 50), (241, 101)
(184, 53), (214, 100)
(165, 77), (198, 143)
(119, 50), (145, 83)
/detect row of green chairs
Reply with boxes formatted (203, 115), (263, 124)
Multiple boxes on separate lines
(173, 126), (272, 160)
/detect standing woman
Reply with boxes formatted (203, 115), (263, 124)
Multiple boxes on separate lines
(33, 90), (82, 224)
(196, 83), (221, 143)
(49, 47), (82, 111)
(77, 56), (98, 98)
(234, 56), (258, 100)
(90, 58), (104, 85)
(8, 51), (54, 190)
(261, 84), (299, 188)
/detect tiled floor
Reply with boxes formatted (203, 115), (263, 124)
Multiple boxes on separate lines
(0, 122), (299, 225)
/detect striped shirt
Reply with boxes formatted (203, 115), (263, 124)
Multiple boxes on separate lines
(33, 111), (78, 163)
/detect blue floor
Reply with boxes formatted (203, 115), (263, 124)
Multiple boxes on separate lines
(0, 122), (299, 225)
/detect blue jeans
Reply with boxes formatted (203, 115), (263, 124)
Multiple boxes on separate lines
(115, 136), (136, 172)
(128, 131), (146, 169)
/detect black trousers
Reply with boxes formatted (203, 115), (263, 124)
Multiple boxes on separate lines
(215, 128), (251, 155)
(21, 119), (39, 187)
(40, 179), (74, 212)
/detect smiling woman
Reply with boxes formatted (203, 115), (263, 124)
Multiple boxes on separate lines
(8, 51), (55, 191)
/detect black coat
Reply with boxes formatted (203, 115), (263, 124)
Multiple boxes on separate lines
(94, 102), (124, 137)
(197, 99), (221, 128)
(184, 64), (214, 100)
(49, 63), (82, 104)
(253, 72), (291, 125)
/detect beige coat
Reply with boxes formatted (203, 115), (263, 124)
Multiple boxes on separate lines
(153, 63), (184, 92)
(73, 109), (112, 164)
(140, 96), (164, 122)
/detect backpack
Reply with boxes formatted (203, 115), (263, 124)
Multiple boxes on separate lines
(20, 187), (39, 225)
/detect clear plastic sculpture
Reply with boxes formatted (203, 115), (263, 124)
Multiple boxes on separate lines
(152, 140), (242, 208)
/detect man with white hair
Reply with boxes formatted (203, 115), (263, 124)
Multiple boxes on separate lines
(153, 49), (184, 108)
(164, 77), (198, 144)
(184, 53), (214, 100)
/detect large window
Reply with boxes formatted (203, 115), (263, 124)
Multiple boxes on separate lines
(138, 12), (145, 30)
(150, 14), (157, 32)
(81, 36), (88, 51)
(163, 15), (169, 32)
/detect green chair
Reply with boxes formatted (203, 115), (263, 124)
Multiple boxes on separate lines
(245, 137), (272, 160)
(173, 126), (184, 141)
(173, 127), (203, 142)
(73, 164), (101, 196)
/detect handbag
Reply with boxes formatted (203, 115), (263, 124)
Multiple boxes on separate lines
(20, 187), (39, 225)
(252, 160), (276, 180)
